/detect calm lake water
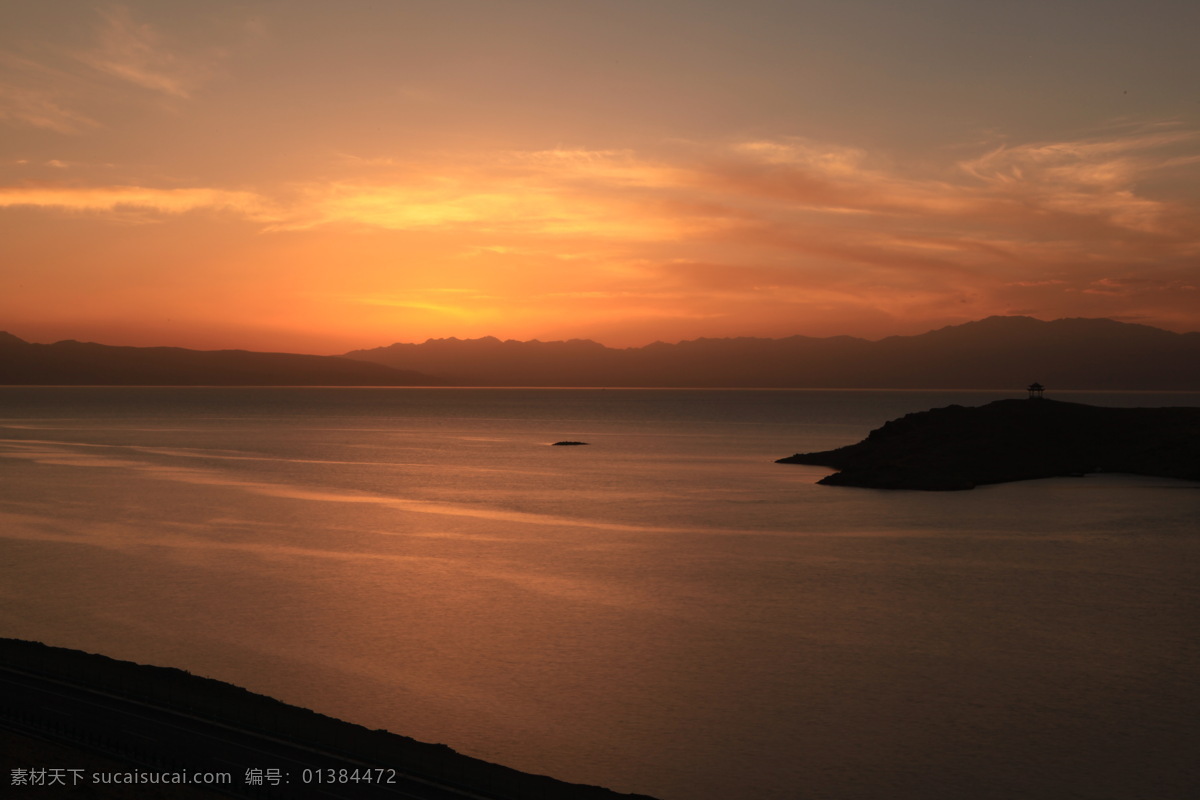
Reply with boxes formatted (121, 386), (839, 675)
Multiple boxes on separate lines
(2, 388), (1198, 800)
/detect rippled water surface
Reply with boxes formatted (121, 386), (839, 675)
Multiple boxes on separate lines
(2, 388), (1198, 799)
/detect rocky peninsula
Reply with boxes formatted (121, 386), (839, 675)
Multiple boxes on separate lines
(777, 398), (1200, 490)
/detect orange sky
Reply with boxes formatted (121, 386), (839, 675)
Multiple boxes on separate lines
(3, 2), (1199, 353)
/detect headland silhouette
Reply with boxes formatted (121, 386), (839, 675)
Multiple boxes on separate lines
(777, 396), (1200, 490)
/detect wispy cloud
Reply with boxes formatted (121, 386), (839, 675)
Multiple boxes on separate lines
(77, 5), (201, 98)
(0, 4), (236, 134)
(0, 54), (100, 133)
(955, 128), (1200, 235)
(266, 157), (696, 240)
(4, 123), (1198, 338)
(8, 126), (1199, 251)
(0, 82), (98, 133)
(0, 184), (269, 219)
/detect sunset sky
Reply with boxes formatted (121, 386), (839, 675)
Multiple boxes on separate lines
(3, 1), (1198, 353)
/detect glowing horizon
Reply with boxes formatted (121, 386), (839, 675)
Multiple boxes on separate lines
(3, 2), (1198, 355)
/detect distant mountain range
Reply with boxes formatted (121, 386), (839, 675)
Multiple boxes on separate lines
(2, 316), (1198, 388)
(346, 316), (1200, 389)
(0, 332), (439, 386)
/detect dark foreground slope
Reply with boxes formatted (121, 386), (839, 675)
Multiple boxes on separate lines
(777, 398), (1200, 490)
(0, 638), (656, 800)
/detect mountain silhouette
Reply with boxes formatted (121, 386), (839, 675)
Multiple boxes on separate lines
(344, 317), (1200, 389)
(0, 334), (441, 386)
(4, 317), (1197, 388)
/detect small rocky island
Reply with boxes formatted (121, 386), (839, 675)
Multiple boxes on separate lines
(777, 398), (1200, 490)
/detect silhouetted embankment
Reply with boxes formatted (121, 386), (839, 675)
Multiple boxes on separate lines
(0, 638), (656, 800)
(777, 398), (1200, 490)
